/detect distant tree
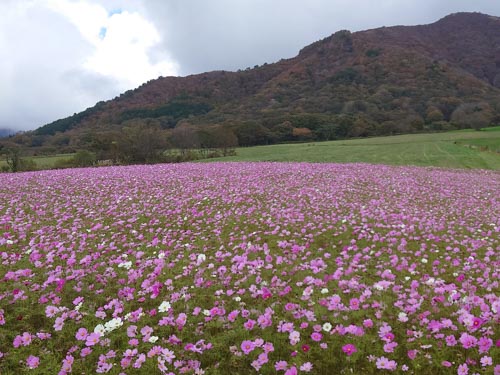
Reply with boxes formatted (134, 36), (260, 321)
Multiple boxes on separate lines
(211, 126), (238, 155)
(313, 124), (337, 141)
(379, 121), (398, 136)
(292, 127), (313, 141)
(3, 146), (37, 172)
(232, 122), (271, 146)
(409, 115), (425, 131)
(451, 102), (494, 130)
(270, 121), (294, 143)
(5, 147), (21, 172)
(114, 121), (167, 163)
(171, 123), (200, 154)
(134, 124), (166, 162)
(426, 107), (444, 123)
(349, 116), (373, 137)
(72, 150), (96, 167)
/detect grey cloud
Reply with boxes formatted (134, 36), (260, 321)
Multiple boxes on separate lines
(143, 0), (500, 76)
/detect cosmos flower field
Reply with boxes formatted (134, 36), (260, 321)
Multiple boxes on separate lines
(0, 162), (498, 374)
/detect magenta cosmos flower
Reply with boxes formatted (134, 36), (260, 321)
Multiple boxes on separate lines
(342, 344), (357, 356)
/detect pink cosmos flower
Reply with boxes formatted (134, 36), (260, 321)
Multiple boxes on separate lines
(457, 363), (469, 375)
(384, 341), (398, 353)
(376, 357), (390, 370)
(459, 333), (477, 349)
(80, 347), (92, 357)
(251, 360), (262, 371)
(300, 362), (313, 372)
(244, 319), (256, 330)
(257, 352), (268, 365)
(478, 337), (492, 353)
(85, 332), (101, 347)
(20, 332), (32, 346)
(284, 366), (298, 375)
(75, 328), (88, 341)
(127, 325), (137, 338)
(240, 340), (255, 355)
(26, 355), (40, 369)
(263, 342), (274, 353)
(311, 332), (322, 342)
(275, 361), (288, 371)
(363, 319), (373, 328)
(480, 356), (492, 367)
(446, 335), (457, 346)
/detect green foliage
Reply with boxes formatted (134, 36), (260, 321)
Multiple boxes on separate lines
(115, 123), (168, 164)
(330, 68), (364, 85)
(119, 101), (212, 124)
(2, 147), (38, 172)
(232, 122), (271, 146)
(34, 102), (106, 136)
(451, 102), (494, 130)
(72, 150), (97, 167)
(52, 151), (96, 169)
(365, 49), (381, 57)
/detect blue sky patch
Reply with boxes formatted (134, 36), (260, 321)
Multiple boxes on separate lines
(99, 27), (107, 39)
(109, 9), (122, 16)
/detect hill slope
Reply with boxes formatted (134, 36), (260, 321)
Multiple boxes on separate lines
(4, 12), (500, 157)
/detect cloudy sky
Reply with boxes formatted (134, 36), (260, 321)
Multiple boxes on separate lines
(2, 0), (500, 131)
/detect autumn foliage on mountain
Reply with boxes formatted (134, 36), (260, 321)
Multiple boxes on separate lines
(3, 12), (500, 160)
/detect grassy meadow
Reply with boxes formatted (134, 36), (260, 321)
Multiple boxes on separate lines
(208, 128), (500, 170)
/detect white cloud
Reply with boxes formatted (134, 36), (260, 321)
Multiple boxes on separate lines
(44, 0), (178, 87)
(84, 10), (178, 87)
(0, 0), (178, 131)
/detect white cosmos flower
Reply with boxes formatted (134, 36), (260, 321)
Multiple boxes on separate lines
(398, 312), (408, 322)
(322, 322), (332, 332)
(104, 317), (123, 332)
(118, 261), (132, 269)
(158, 301), (171, 313)
(148, 336), (159, 343)
(94, 324), (106, 335)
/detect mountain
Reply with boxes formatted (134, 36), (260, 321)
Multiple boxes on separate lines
(0, 128), (14, 138)
(4, 12), (500, 158)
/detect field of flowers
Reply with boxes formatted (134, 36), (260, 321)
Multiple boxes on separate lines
(0, 162), (498, 374)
